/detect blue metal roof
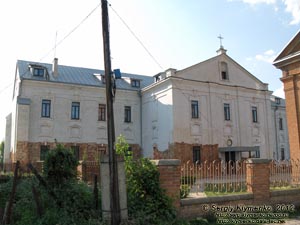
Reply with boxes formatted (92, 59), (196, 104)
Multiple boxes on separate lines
(17, 60), (154, 90)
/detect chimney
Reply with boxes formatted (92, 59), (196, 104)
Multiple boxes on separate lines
(165, 68), (176, 77)
(52, 58), (58, 77)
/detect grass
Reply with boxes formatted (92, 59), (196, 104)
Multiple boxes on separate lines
(270, 185), (300, 190)
(205, 190), (248, 197)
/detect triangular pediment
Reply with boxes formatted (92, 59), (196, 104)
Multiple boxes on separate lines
(174, 53), (268, 90)
(274, 30), (300, 65)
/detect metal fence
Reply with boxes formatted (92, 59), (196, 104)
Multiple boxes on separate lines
(181, 159), (300, 198)
(180, 160), (246, 197)
(270, 159), (300, 188)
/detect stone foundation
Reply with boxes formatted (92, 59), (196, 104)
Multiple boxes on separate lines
(12, 141), (141, 168)
(153, 142), (219, 164)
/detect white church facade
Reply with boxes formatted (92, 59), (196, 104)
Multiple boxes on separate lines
(4, 48), (289, 166)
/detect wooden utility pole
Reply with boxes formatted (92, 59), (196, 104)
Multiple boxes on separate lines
(101, 0), (121, 224)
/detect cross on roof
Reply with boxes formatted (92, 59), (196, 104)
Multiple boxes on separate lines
(218, 34), (224, 48)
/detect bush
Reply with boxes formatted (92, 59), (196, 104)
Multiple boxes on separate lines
(0, 144), (102, 225)
(116, 136), (176, 224)
(181, 176), (196, 185)
(43, 144), (78, 186)
(1, 175), (102, 225)
(180, 184), (191, 198)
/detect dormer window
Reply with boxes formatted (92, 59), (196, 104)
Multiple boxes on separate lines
(154, 72), (165, 83)
(29, 64), (47, 77)
(131, 79), (140, 87)
(93, 73), (106, 84)
(275, 97), (281, 105)
(220, 62), (229, 80)
(101, 75), (106, 84)
(33, 68), (45, 76)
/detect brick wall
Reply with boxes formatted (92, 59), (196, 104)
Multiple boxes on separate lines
(153, 143), (219, 164)
(80, 161), (100, 184)
(152, 159), (181, 209)
(12, 141), (141, 166)
(246, 159), (270, 202)
(281, 75), (300, 160)
(180, 190), (300, 219)
(178, 158), (300, 219)
(157, 158), (300, 219)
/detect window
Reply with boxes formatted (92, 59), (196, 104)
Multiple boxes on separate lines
(41, 99), (51, 118)
(221, 62), (229, 80)
(252, 106), (258, 123)
(191, 100), (199, 118)
(98, 104), (106, 121)
(33, 68), (45, 76)
(221, 71), (227, 80)
(193, 146), (201, 163)
(275, 97), (281, 105)
(71, 146), (80, 161)
(281, 148), (285, 160)
(71, 102), (80, 120)
(224, 103), (231, 121)
(279, 118), (283, 130)
(40, 145), (49, 161)
(131, 79), (140, 87)
(124, 106), (131, 123)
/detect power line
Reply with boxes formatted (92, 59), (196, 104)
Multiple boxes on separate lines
(107, 2), (164, 70)
(40, 2), (101, 62)
(0, 83), (13, 95)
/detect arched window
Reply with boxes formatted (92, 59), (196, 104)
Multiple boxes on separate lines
(221, 62), (229, 80)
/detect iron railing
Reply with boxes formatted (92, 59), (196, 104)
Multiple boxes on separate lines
(181, 159), (300, 198)
(270, 159), (300, 188)
(180, 160), (246, 197)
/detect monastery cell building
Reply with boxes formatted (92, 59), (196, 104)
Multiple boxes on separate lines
(4, 47), (289, 165)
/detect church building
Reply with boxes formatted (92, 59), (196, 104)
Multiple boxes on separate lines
(4, 45), (288, 167)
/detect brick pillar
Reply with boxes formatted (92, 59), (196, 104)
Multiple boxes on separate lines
(281, 75), (300, 160)
(246, 159), (271, 202)
(152, 159), (181, 209)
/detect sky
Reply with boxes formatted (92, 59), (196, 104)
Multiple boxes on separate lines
(0, 0), (299, 140)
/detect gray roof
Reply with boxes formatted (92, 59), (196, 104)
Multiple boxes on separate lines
(17, 60), (154, 91)
(270, 95), (286, 107)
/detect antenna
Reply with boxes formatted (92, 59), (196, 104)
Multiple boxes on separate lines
(54, 31), (58, 59)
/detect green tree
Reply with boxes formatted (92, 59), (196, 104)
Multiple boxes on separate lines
(116, 135), (176, 224)
(43, 144), (78, 186)
(0, 141), (4, 165)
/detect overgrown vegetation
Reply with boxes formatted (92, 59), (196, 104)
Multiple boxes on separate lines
(1, 137), (215, 224)
(180, 176), (196, 198)
(0, 141), (4, 166)
(0, 144), (102, 225)
(43, 144), (78, 186)
(116, 135), (177, 224)
(204, 182), (247, 195)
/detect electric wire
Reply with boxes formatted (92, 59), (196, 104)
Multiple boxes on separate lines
(107, 1), (164, 70)
(39, 2), (101, 62)
(0, 83), (13, 95)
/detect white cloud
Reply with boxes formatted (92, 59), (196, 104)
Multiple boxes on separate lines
(255, 49), (277, 63)
(233, 0), (300, 25)
(282, 0), (300, 25)
(273, 86), (285, 98)
(242, 0), (276, 4)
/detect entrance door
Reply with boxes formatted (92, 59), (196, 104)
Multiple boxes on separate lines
(225, 151), (236, 174)
(225, 151), (236, 162)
